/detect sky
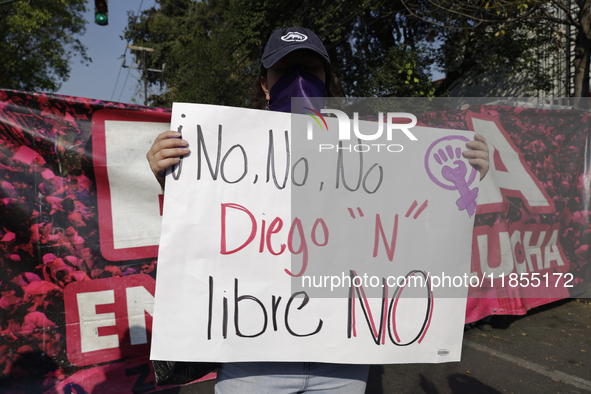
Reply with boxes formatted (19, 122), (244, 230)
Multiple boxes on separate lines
(56, 1), (157, 105)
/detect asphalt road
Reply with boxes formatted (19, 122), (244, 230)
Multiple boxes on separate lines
(168, 298), (591, 394)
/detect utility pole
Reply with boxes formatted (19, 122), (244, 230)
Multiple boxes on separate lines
(125, 45), (164, 106)
(143, 49), (148, 106)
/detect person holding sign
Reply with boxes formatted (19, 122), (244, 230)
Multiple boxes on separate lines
(147, 27), (489, 393)
(147, 31), (489, 189)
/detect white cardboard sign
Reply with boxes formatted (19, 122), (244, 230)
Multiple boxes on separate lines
(151, 103), (478, 364)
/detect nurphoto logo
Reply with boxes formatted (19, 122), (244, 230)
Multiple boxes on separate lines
(304, 108), (418, 153)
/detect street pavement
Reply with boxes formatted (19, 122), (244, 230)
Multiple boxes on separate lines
(166, 298), (591, 394)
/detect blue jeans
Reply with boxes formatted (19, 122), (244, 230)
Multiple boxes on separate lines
(215, 362), (369, 393)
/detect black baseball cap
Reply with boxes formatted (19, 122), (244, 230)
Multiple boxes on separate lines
(262, 27), (330, 68)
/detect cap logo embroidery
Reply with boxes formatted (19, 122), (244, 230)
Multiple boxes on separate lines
(281, 32), (308, 42)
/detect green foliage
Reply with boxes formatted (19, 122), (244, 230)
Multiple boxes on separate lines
(368, 45), (436, 97)
(124, 0), (561, 105)
(435, 17), (558, 96)
(125, 0), (440, 106)
(418, 1), (559, 96)
(404, 0), (582, 96)
(0, 0), (89, 91)
(125, 0), (255, 107)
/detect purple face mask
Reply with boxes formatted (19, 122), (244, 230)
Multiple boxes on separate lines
(268, 67), (326, 113)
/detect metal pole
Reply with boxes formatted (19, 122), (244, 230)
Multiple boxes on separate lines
(124, 45), (162, 105)
(143, 50), (148, 106)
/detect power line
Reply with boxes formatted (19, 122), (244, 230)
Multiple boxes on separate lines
(117, 68), (132, 102)
(110, 60), (124, 100)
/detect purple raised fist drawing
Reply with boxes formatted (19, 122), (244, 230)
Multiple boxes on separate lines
(424, 136), (479, 217)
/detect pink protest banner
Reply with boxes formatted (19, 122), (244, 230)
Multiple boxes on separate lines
(0, 89), (589, 391)
(417, 106), (588, 321)
(0, 89), (182, 392)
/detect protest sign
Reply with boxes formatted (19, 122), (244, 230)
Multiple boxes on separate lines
(151, 103), (479, 364)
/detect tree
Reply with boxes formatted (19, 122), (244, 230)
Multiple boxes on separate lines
(126, 0), (571, 105)
(124, 0), (440, 106)
(434, 16), (558, 97)
(0, 0), (89, 92)
(401, 0), (588, 97)
(124, 0), (255, 107)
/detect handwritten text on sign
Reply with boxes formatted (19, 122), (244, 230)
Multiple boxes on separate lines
(151, 103), (477, 364)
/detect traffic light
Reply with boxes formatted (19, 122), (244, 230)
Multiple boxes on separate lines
(94, 0), (108, 26)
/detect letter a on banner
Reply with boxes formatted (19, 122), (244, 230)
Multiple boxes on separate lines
(466, 113), (555, 214)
